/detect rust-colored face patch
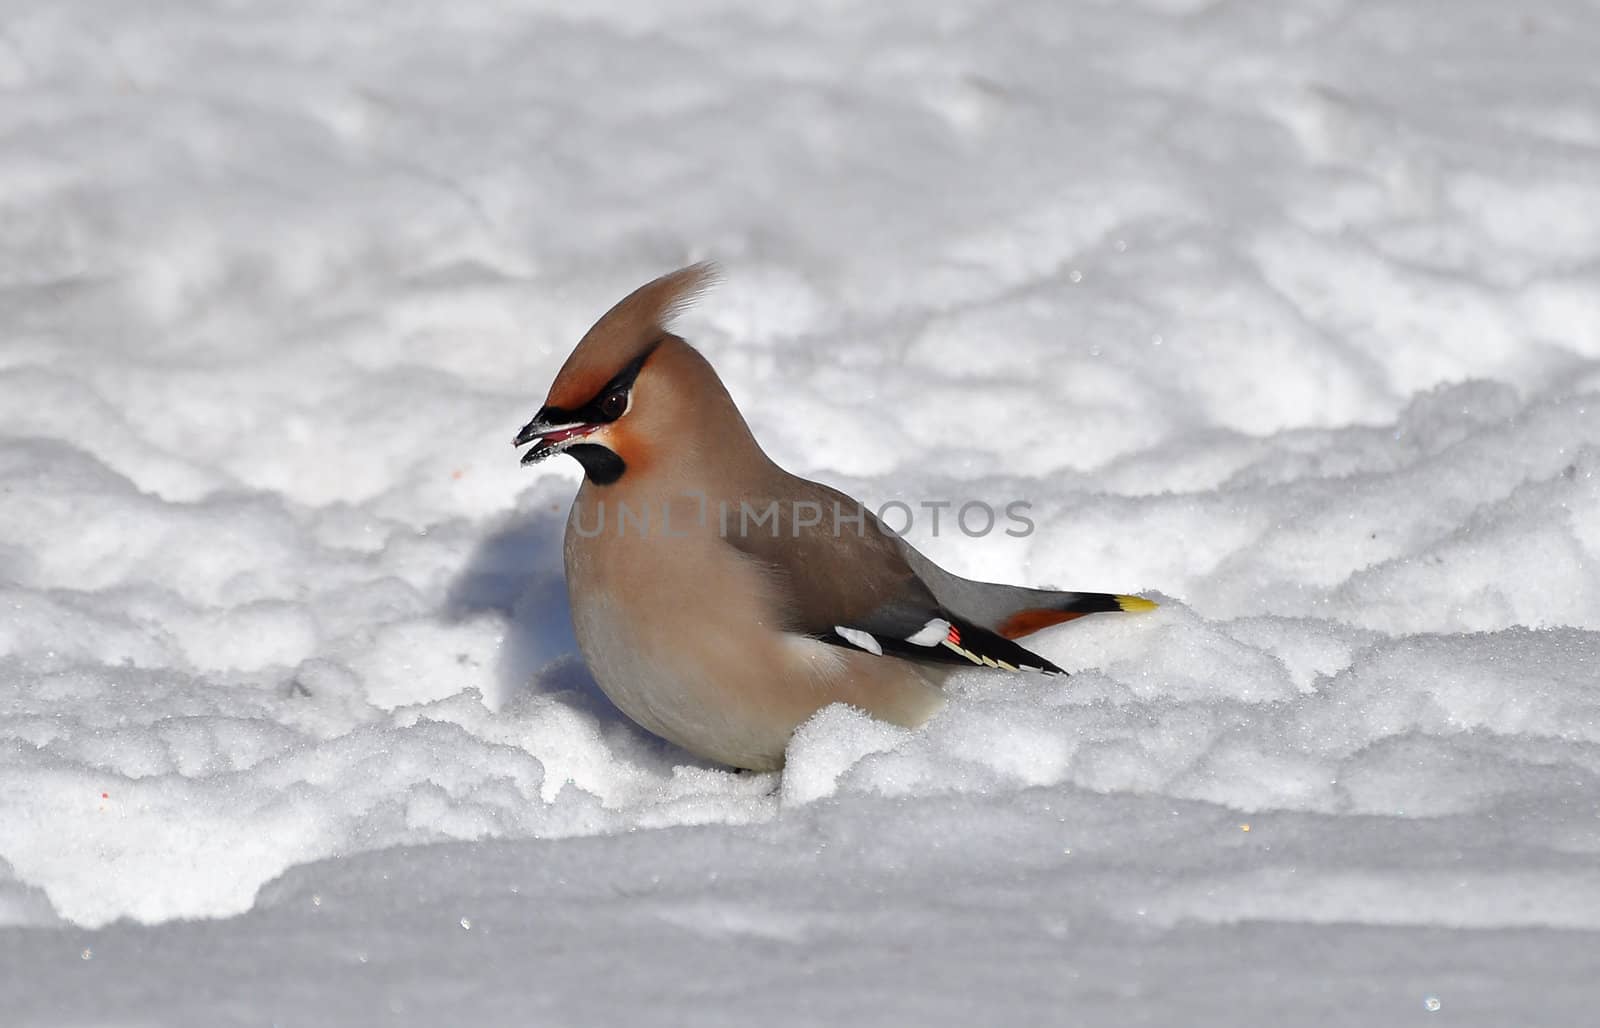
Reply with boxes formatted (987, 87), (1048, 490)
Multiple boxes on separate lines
(593, 419), (653, 476)
(997, 608), (1088, 640)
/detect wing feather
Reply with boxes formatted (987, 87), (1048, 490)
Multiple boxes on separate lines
(723, 478), (1064, 676)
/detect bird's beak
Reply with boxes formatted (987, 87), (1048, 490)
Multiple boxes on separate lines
(513, 410), (600, 465)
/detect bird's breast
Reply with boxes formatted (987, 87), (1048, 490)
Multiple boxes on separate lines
(560, 482), (944, 769)
(562, 484), (797, 767)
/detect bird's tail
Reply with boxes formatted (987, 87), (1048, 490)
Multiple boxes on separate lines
(894, 544), (1158, 640)
(992, 591), (1157, 639)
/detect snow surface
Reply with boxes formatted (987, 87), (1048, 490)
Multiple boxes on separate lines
(3, 0), (1600, 1022)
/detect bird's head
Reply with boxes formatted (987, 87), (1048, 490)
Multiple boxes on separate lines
(515, 262), (739, 485)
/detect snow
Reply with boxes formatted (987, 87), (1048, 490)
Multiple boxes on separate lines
(3, 0), (1600, 1022)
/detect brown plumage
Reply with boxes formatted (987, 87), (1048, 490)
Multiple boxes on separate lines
(514, 264), (1156, 770)
(544, 263), (718, 412)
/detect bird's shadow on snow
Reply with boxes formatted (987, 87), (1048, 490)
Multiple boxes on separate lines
(441, 505), (619, 723)
(442, 494), (729, 773)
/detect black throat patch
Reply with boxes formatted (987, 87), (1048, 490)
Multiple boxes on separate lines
(568, 444), (626, 485)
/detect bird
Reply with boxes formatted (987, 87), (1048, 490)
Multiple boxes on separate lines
(513, 263), (1155, 771)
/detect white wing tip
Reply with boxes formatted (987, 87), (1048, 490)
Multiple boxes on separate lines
(834, 625), (884, 656)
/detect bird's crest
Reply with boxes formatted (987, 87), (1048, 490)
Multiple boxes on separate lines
(546, 262), (718, 409)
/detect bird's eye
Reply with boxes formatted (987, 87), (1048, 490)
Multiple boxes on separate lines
(599, 389), (628, 420)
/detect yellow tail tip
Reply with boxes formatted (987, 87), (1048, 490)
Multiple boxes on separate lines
(1115, 594), (1159, 613)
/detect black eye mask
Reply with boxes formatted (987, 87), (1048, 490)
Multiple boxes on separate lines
(529, 342), (658, 430)
(513, 341), (661, 479)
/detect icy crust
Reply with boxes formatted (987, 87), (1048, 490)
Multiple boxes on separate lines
(0, 857), (60, 929)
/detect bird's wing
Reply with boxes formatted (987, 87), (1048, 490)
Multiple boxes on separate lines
(819, 610), (1067, 675)
(721, 479), (1065, 675)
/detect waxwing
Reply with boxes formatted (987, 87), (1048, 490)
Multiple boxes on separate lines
(514, 264), (1155, 771)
